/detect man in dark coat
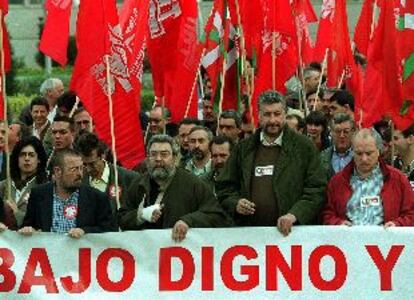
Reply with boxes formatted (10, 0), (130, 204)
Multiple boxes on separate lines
(19, 148), (115, 238)
(216, 91), (327, 236)
(118, 134), (232, 242)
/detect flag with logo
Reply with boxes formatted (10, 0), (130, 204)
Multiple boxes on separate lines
(70, 0), (145, 168)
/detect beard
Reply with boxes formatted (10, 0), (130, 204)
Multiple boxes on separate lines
(191, 148), (206, 161)
(149, 165), (175, 181)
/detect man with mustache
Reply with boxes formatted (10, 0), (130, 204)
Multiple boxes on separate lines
(185, 126), (213, 177)
(19, 148), (116, 238)
(118, 135), (232, 242)
(216, 91), (326, 236)
(202, 135), (232, 192)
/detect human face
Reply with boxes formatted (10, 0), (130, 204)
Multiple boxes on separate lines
(392, 130), (410, 157)
(203, 101), (216, 122)
(74, 111), (92, 133)
(286, 116), (299, 132)
(306, 123), (324, 140)
(189, 129), (210, 161)
(48, 81), (64, 105)
(8, 124), (21, 149)
(332, 121), (354, 153)
(178, 123), (196, 151)
(329, 101), (347, 118)
(211, 142), (231, 170)
(218, 118), (240, 143)
(0, 122), (6, 151)
(18, 145), (39, 178)
(353, 137), (380, 178)
(55, 155), (83, 193)
(259, 103), (286, 138)
(304, 72), (320, 92)
(52, 121), (74, 150)
(31, 105), (49, 127)
(149, 107), (167, 134)
(81, 149), (105, 179)
(148, 142), (175, 181)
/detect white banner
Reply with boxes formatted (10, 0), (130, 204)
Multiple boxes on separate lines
(0, 226), (413, 299)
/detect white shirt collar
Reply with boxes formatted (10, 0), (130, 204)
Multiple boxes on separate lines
(260, 131), (283, 147)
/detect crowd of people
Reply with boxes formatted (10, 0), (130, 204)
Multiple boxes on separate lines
(0, 68), (413, 241)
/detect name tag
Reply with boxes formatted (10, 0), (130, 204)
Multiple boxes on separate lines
(410, 181), (414, 190)
(360, 196), (381, 207)
(255, 165), (274, 177)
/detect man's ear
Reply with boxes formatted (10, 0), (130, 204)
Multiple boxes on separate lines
(53, 166), (62, 177)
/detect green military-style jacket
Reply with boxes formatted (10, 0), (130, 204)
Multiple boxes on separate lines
(216, 126), (327, 226)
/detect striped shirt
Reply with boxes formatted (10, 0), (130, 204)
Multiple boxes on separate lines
(51, 190), (79, 234)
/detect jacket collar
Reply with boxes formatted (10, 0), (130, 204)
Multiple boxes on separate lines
(339, 158), (391, 182)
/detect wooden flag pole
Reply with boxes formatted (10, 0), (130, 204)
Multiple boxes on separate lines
(272, 31), (276, 90)
(184, 48), (206, 118)
(217, 49), (228, 134)
(0, 10), (11, 205)
(390, 120), (395, 167)
(337, 69), (346, 88)
(104, 55), (120, 210)
(294, 8), (306, 112)
(249, 66), (255, 127)
(314, 48), (329, 111)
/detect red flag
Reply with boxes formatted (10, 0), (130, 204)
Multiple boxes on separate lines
(0, 0), (10, 72)
(146, 0), (183, 99)
(361, 0), (403, 128)
(70, 0), (145, 168)
(293, 0), (317, 65)
(164, 0), (204, 122)
(354, 0), (376, 56)
(39, 0), (72, 66)
(119, 0), (150, 115)
(326, 0), (355, 88)
(313, 0), (336, 62)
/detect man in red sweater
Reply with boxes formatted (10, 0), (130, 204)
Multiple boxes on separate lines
(322, 128), (414, 227)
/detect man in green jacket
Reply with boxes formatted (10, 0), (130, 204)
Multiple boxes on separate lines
(216, 91), (327, 236)
(118, 134), (232, 242)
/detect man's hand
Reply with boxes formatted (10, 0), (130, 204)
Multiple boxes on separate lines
(277, 213), (297, 236)
(236, 198), (255, 215)
(151, 204), (164, 223)
(18, 226), (38, 236)
(341, 220), (352, 226)
(0, 222), (7, 232)
(172, 220), (189, 242)
(68, 228), (85, 239)
(384, 221), (396, 228)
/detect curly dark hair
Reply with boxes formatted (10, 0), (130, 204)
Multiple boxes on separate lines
(10, 137), (48, 184)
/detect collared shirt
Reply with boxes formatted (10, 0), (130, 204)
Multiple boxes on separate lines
(331, 147), (353, 174)
(47, 106), (57, 123)
(32, 120), (50, 139)
(185, 159), (212, 177)
(260, 131), (283, 147)
(346, 164), (384, 225)
(51, 189), (80, 234)
(90, 162), (110, 193)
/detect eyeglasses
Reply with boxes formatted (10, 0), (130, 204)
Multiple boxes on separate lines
(149, 151), (172, 160)
(333, 128), (353, 136)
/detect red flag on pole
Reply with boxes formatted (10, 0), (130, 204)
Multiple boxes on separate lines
(361, 0), (403, 128)
(164, 0), (204, 122)
(313, 0), (336, 62)
(70, 0), (145, 168)
(146, 0), (183, 99)
(354, 0), (376, 57)
(39, 0), (72, 66)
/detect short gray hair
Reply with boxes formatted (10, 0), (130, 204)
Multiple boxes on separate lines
(331, 113), (356, 129)
(147, 134), (180, 156)
(39, 78), (62, 96)
(188, 125), (214, 142)
(219, 109), (242, 128)
(303, 67), (320, 80)
(258, 90), (287, 113)
(353, 128), (384, 153)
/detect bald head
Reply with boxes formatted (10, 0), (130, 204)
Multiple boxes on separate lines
(352, 128), (382, 178)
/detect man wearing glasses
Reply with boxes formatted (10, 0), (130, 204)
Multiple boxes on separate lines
(75, 132), (137, 219)
(321, 113), (355, 180)
(118, 134), (232, 242)
(19, 148), (116, 238)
